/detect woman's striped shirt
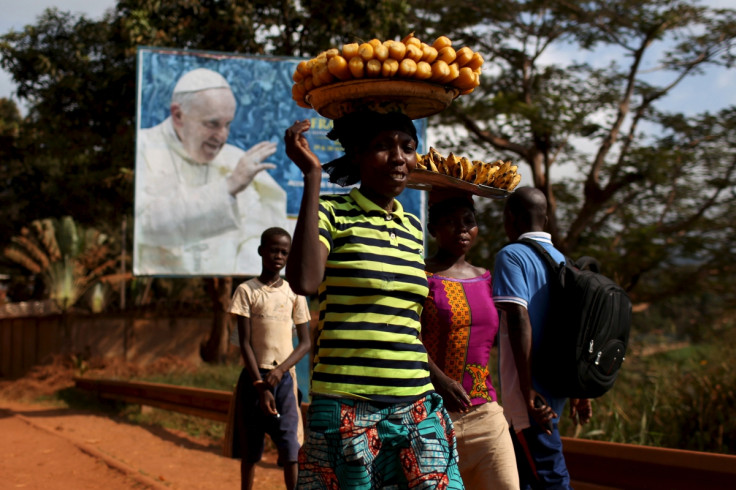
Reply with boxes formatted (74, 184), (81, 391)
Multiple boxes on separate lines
(313, 188), (433, 403)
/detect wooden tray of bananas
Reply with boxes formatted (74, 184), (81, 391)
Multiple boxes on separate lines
(408, 148), (521, 199)
(292, 33), (484, 120)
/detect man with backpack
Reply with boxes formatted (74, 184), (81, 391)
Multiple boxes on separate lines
(493, 187), (592, 489)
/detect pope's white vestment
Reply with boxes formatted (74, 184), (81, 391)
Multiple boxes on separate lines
(134, 117), (288, 276)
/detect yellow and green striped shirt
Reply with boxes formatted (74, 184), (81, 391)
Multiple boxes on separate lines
(313, 188), (433, 403)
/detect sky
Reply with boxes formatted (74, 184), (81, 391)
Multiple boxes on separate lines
(0, 0), (117, 111)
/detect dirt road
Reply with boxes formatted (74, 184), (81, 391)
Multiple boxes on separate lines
(1, 399), (285, 489)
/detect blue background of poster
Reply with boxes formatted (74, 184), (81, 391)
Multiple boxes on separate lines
(136, 47), (427, 223)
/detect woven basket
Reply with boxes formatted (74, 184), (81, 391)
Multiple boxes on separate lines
(305, 79), (459, 120)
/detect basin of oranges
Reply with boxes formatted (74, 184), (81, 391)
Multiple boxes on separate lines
(292, 33), (483, 119)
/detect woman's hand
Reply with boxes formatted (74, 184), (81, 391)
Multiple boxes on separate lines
(433, 372), (471, 413)
(284, 120), (322, 176)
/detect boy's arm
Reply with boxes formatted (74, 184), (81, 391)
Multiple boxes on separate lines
(497, 303), (556, 434)
(237, 315), (260, 383)
(237, 314), (277, 415)
(263, 321), (311, 387)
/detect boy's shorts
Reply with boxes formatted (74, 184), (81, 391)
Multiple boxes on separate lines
(232, 368), (301, 465)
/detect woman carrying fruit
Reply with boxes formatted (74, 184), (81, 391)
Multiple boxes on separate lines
(421, 193), (519, 489)
(284, 111), (464, 489)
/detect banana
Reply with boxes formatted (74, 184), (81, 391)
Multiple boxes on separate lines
(459, 157), (473, 180)
(455, 47), (474, 67)
(490, 161), (512, 186)
(429, 147), (444, 168)
(388, 41), (407, 61)
(507, 173), (522, 191)
(430, 60), (450, 82)
(415, 153), (427, 170)
(485, 166), (501, 186)
(406, 43), (424, 62)
(466, 160), (483, 183)
(420, 43), (438, 63)
(445, 153), (461, 179)
(413, 149), (520, 191)
(453, 67), (477, 90)
(474, 162), (491, 185)
(402, 33), (421, 47)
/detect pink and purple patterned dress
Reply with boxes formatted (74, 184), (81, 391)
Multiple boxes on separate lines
(422, 270), (499, 406)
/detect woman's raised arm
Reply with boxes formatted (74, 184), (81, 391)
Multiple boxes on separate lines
(284, 120), (328, 295)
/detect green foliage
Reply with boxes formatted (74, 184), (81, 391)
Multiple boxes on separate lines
(299, 0), (415, 53)
(3, 216), (123, 311)
(558, 331), (736, 454)
(0, 98), (28, 252)
(0, 9), (136, 240)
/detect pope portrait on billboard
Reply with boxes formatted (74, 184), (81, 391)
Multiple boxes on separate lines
(134, 51), (296, 277)
(133, 47), (426, 277)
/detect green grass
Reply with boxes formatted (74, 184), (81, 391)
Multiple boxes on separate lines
(129, 363), (242, 392)
(557, 333), (736, 454)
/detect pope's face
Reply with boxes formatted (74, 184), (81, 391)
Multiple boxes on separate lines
(171, 88), (237, 163)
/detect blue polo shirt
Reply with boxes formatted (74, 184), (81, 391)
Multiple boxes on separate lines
(493, 232), (567, 423)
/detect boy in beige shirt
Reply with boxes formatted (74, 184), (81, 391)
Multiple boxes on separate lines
(228, 227), (311, 490)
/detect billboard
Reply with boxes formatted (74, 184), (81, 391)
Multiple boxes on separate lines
(134, 47), (427, 277)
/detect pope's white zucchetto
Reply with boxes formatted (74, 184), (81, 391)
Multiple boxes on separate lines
(172, 68), (231, 94)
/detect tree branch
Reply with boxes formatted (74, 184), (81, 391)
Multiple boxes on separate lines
(450, 107), (530, 157)
(659, 154), (736, 235)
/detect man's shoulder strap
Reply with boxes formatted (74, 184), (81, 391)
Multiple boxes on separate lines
(514, 237), (564, 272)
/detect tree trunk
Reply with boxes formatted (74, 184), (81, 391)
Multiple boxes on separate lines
(200, 277), (233, 364)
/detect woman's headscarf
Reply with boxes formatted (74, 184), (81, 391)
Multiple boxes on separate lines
(322, 111), (418, 187)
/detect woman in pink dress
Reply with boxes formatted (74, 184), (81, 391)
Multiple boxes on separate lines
(421, 194), (520, 490)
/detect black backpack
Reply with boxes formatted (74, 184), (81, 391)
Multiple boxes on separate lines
(516, 238), (632, 399)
